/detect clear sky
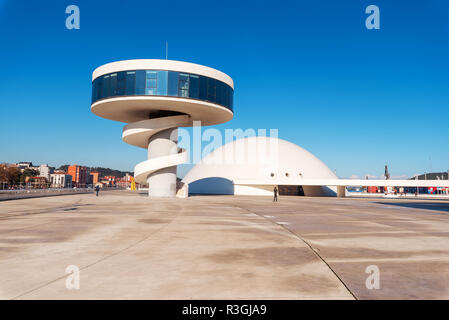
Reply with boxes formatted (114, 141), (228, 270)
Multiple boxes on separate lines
(0, 0), (448, 179)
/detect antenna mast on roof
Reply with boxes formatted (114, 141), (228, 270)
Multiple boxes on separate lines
(165, 41), (168, 60)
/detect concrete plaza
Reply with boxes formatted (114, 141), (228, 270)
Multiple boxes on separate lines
(0, 191), (448, 299)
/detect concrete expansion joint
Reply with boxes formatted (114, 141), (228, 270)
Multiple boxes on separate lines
(11, 202), (186, 300)
(233, 204), (358, 300)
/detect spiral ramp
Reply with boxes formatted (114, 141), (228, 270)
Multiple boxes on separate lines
(122, 114), (191, 194)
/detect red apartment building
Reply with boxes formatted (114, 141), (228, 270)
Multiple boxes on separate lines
(90, 171), (99, 185)
(67, 165), (88, 187)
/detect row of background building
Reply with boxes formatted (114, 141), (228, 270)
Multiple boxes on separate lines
(0, 162), (133, 189)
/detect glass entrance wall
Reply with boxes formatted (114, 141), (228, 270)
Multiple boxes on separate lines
(92, 70), (234, 111)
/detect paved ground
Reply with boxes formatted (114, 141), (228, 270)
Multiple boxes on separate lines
(0, 191), (448, 299)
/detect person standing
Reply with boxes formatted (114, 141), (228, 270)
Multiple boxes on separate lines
(95, 185), (100, 197)
(273, 186), (278, 202)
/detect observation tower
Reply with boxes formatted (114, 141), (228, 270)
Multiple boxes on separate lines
(91, 59), (234, 197)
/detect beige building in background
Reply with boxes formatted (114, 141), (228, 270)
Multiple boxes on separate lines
(50, 173), (72, 188)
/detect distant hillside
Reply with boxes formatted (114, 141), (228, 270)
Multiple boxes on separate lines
(57, 165), (133, 178)
(411, 172), (448, 180)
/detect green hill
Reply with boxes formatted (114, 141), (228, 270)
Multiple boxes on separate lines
(57, 165), (133, 178)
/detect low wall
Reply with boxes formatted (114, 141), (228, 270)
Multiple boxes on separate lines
(0, 188), (93, 201)
(347, 192), (449, 199)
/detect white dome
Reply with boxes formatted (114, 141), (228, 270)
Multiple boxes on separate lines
(182, 136), (337, 196)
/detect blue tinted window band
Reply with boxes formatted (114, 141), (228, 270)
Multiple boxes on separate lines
(92, 69), (233, 112)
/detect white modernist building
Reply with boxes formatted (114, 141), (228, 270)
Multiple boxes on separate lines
(182, 136), (449, 197)
(91, 59), (234, 197)
(182, 136), (338, 197)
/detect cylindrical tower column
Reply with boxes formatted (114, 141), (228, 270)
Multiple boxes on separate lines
(147, 128), (178, 197)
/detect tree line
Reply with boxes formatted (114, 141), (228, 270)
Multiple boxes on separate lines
(0, 165), (40, 184)
(1, 164), (133, 187)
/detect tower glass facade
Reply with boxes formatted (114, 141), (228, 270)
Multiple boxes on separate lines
(92, 70), (233, 111)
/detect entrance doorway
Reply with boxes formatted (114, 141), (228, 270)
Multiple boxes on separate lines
(278, 185), (304, 196)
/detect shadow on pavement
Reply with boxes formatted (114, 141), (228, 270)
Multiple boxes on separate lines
(375, 201), (449, 212)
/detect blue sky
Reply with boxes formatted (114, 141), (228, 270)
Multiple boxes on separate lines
(0, 0), (448, 179)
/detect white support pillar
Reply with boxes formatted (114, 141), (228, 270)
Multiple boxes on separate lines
(337, 185), (346, 198)
(147, 128), (178, 197)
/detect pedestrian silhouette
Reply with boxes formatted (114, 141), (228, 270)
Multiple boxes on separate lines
(95, 185), (100, 197)
(273, 186), (278, 202)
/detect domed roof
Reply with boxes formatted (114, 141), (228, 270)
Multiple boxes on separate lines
(182, 136), (337, 191)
